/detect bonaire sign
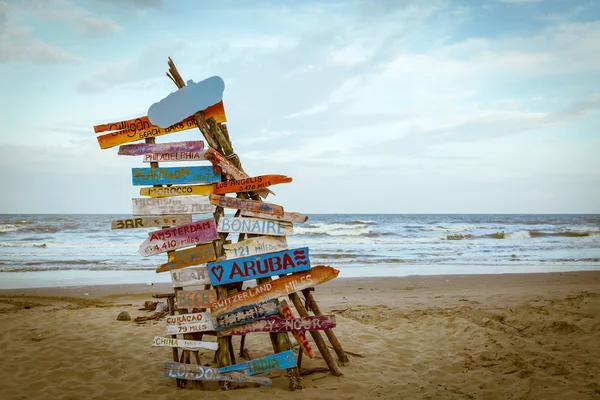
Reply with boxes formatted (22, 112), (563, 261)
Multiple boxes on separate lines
(217, 217), (292, 236)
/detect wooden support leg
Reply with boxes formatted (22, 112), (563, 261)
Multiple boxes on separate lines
(239, 335), (247, 359)
(289, 293), (343, 376)
(302, 289), (349, 363)
(297, 342), (304, 370)
(215, 285), (232, 391)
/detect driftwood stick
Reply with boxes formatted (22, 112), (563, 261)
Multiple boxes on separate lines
(302, 289), (349, 363)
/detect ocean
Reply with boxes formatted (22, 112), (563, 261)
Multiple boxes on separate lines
(1, 214), (599, 289)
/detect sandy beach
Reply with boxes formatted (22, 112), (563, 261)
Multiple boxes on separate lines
(1, 270), (599, 399)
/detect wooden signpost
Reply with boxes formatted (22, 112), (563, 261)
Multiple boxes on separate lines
(140, 184), (213, 198)
(164, 362), (272, 386)
(132, 166), (221, 186)
(152, 336), (218, 351)
(211, 266), (339, 316)
(166, 311), (212, 325)
(132, 197), (215, 215)
(209, 194), (283, 215)
(177, 289), (218, 310)
(223, 235), (288, 259)
(156, 243), (216, 273)
(165, 321), (215, 335)
(217, 315), (337, 337)
(213, 175), (292, 195)
(241, 210), (309, 224)
(217, 217), (292, 236)
(143, 152), (205, 163)
(213, 299), (279, 330)
(278, 300), (315, 358)
(217, 350), (296, 375)
(118, 140), (204, 156)
(111, 215), (191, 230)
(138, 219), (218, 256)
(207, 247), (310, 286)
(169, 265), (210, 286)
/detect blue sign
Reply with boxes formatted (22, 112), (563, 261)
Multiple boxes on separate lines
(217, 350), (296, 375)
(131, 166), (220, 186)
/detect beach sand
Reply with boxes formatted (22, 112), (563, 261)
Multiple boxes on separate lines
(0, 271), (599, 399)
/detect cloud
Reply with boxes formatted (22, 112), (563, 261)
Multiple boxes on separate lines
(96, 0), (163, 8)
(81, 16), (123, 37)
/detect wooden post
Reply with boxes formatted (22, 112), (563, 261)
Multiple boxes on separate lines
(302, 289), (349, 363)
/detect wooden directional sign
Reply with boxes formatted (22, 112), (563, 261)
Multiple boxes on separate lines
(165, 321), (215, 335)
(241, 210), (308, 224)
(111, 215), (191, 230)
(213, 175), (292, 195)
(152, 336), (217, 351)
(132, 197), (215, 215)
(217, 217), (292, 237)
(211, 266), (339, 316)
(177, 289), (218, 310)
(138, 219), (218, 257)
(148, 76), (225, 128)
(223, 236), (288, 260)
(209, 194), (283, 215)
(132, 166), (220, 186)
(279, 300), (315, 358)
(142, 152), (205, 163)
(217, 315), (336, 338)
(208, 247), (310, 286)
(169, 265), (211, 286)
(139, 184), (213, 198)
(166, 311), (212, 325)
(213, 299), (279, 331)
(164, 362), (271, 386)
(217, 350), (296, 376)
(157, 244), (216, 273)
(118, 140), (204, 156)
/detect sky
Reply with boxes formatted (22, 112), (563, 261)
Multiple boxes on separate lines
(0, 0), (599, 214)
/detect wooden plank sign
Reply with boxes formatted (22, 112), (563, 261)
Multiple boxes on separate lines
(110, 215), (191, 230)
(156, 243), (216, 273)
(177, 289), (218, 311)
(278, 300), (315, 358)
(164, 362), (271, 386)
(142, 152), (205, 163)
(132, 197), (215, 215)
(169, 266), (210, 286)
(217, 217), (292, 237)
(223, 236), (288, 260)
(152, 336), (217, 351)
(148, 76), (225, 128)
(217, 350), (296, 376)
(211, 266), (339, 316)
(139, 184), (213, 198)
(217, 315), (336, 338)
(138, 219), (218, 257)
(209, 194), (283, 215)
(207, 247), (310, 286)
(165, 321), (215, 335)
(213, 175), (292, 195)
(241, 210), (308, 224)
(214, 299), (279, 331)
(118, 140), (204, 156)
(132, 166), (220, 186)
(166, 311), (212, 325)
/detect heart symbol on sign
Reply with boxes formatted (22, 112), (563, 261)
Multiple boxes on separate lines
(211, 265), (224, 282)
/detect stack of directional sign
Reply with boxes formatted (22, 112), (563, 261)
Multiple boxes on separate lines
(93, 59), (348, 391)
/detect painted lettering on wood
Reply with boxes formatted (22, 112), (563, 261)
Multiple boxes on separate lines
(216, 315), (336, 338)
(148, 76), (225, 128)
(138, 219), (218, 257)
(211, 266), (339, 316)
(132, 166), (220, 186)
(152, 336), (217, 351)
(177, 289), (218, 310)
(169, 265), (211, 286)
(213, 175), (292, 195)
(223, 236), (288, 260)
(110, 215), (191, 230)
(209, 194), (283, 215)
(213, 299), (279, 331)
(165, 320), (215, 335)
(118, 140), (204, 156)
(241, 210), (308, 224)
(217, 350), (296, 376)
(208, 247), (310, 286)
(164, 362), (271, 386)
(139, 184), (213, 198)
(93, 101), (226, 134)
(156, 244), (215, 273)
(166, 311), (211, 325)
(132, 196), (215, 215)
(278, 300), (315, 358)
(217, 217), (292, 236)
(142, 151), (205, 163)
